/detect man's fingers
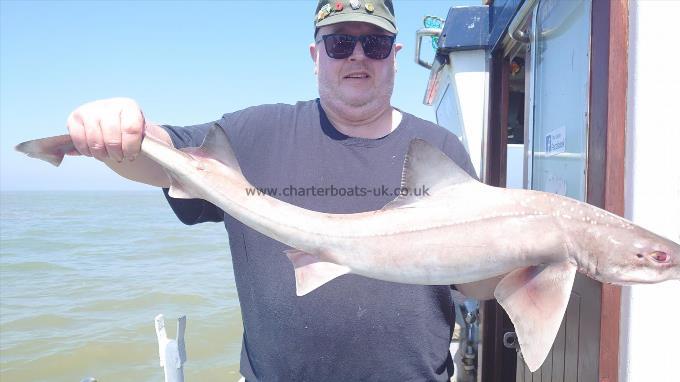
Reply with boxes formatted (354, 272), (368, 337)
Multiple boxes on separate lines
(101, 111), (124, 162)
(120, 106), (144, 161)
(66, 98), (146, 163)
(67, 112), (92, 157)
(82, 116), (109, 161)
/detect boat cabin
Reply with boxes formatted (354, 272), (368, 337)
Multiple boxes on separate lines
(415, 1), (680, 381)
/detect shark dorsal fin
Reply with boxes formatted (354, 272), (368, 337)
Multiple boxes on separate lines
(169, 125), (243, 200)
(383, 139), (475, 209)
(195, 125), (242, 172)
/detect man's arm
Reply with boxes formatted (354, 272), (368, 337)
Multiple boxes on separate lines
(103, 124), (173, 187)
(67, 97), (172, 188)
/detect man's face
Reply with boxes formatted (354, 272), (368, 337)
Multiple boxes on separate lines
(310, 22), (402, 114)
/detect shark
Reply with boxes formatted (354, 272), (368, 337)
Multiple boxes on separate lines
(15, 127), (680, 372)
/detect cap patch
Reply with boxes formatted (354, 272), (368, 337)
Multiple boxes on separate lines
(317, 3), (332, 21)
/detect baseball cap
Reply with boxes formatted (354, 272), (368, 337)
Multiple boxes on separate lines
(314, 0), (397, 35)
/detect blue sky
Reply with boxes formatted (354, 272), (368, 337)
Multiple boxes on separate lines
(1, 0), (477, 190)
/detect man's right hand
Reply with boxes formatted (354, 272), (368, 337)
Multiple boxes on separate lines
(67, 97), (145, 163)
(66, 97), (173, 188)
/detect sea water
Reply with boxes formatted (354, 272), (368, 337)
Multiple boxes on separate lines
(0, 191), (242, 381)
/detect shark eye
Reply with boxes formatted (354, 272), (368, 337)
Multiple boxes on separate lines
(650, 251), (670, 263)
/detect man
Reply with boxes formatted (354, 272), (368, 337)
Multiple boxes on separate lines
(66, 1), (496, 380)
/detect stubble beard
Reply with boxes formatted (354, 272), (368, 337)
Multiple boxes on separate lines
(318, 74), (395, 122)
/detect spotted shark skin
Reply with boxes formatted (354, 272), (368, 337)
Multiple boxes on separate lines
(15, 127), (680, 371)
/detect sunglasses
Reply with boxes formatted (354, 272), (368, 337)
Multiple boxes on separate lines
(320, 34), (396, 60)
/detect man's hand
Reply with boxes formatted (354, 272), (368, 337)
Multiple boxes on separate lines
(67, 97), (145, 162)
(66, 97), (172, 187)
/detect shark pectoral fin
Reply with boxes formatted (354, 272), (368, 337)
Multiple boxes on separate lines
(284, 249), (350, 297)
(494, 261), (577, 372)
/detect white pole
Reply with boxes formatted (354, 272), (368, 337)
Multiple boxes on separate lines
(155, 314), (186, 382)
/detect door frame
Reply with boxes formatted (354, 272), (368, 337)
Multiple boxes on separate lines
(587, 1), (628, 381)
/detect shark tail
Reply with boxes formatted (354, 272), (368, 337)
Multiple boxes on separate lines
(15, 135), (79, 167)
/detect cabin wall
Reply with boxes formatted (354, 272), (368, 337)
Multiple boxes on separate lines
(620, 1), (680, 381)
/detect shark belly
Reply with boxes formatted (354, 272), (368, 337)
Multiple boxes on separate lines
(324, 214), (571, 285)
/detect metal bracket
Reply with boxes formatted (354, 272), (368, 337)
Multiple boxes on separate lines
(415, 27), (443, 69)
(508, 0), (538, 43)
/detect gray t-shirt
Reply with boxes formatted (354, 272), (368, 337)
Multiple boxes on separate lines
(161, 99), (476, 381)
